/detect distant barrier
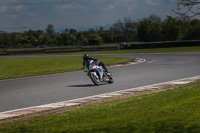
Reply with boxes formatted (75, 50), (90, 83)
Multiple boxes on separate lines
(1, 40), (200, 55)
(122, 40), (200, 49)
(0, 45), (119, 55)
(0, 50), (7, 55)
(82, 45), (119, 51)
(44, 46), (83, 53)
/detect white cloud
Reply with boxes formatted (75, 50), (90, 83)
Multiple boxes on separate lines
(13, 5), (24, 11)
(0, 0), (180, 32)
(102, 5), (115, 11)
(146, 0), (160, 6)
(0, 4), (24, 13)
(128, 5), (136, 11)
(0, 0), (17, 4)
(55, 2), (87, 11)
(0, 6), (7, 13)
(56, 4), (73, 10)
(109, 5), (114, 9)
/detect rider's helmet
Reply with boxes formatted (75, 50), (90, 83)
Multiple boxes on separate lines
(83, 54), (90, 60)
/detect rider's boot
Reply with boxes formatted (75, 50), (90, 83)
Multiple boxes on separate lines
(106, 72), (111, 76)
(106, 72), (112, 79)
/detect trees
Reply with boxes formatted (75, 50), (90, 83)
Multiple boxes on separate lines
(69, 29), (77, 34)
(184, 19), (200, 39)
(162, 16), (181, 41)
(45, 24), (55, 37)
(23, 30), (43, 47)
(137, 15), (162, 42)
(96, 27), (114, 43)
(176, 0), (200, 17)
(1, 15), (200, 49)
(0, 34), (12, 48)
(110, 17), (138, 42)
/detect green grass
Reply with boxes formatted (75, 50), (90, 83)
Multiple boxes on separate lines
(0, 57), (132, 80)
(1, 46), (200, 57)
(81, 46), (200, 54)
(1, 81), (200, 132)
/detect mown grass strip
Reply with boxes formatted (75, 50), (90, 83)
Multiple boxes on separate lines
(85, 46), (200, 54)
(0, 57), (132, 80)
(1, 46), (200, 57)
(0, 81), (200, 132)
(80, 46), (200, 54)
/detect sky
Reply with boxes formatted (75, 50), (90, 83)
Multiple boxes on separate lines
(0, 0), (182, 32)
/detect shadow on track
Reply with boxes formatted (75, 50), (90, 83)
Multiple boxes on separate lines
(67, 83), (108, 87)
(67, 84), (95, 87)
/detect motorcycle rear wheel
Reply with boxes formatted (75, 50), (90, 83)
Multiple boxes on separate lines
(108, 77), (114, 84)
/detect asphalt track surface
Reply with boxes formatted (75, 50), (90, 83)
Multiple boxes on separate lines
(0, 52), (200, 112)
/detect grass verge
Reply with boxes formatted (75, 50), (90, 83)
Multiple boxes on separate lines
(0, 56), (132, 80)
(81, 46), (200, 54)
(0, 81), (200, 132)
(1, 46), (200, 57)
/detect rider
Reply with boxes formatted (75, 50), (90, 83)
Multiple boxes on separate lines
(83, 54), (111, 76)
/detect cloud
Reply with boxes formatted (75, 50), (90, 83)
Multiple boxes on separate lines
(146, 0), (160, 6)
(0, 0), (17, 4)
(109, 5), (115, 9)
(13, 5), (24, 11)
(102, 5), (115, 11)
(55, 2), (87, 11)
(56, 5), (72, 10)
(0, 0), (180, 32)
(0, 5), (24, 14)
(0, 6), (7, 13)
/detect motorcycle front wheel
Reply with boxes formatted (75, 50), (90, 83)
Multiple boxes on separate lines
(89, 72), (101, 86)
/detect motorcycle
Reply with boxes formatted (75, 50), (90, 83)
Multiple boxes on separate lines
(87, 60), (114, 86)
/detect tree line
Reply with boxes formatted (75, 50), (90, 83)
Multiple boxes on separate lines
(0, 14), (200, 49)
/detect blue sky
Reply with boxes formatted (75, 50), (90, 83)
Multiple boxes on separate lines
(0, 0), (181, 32)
